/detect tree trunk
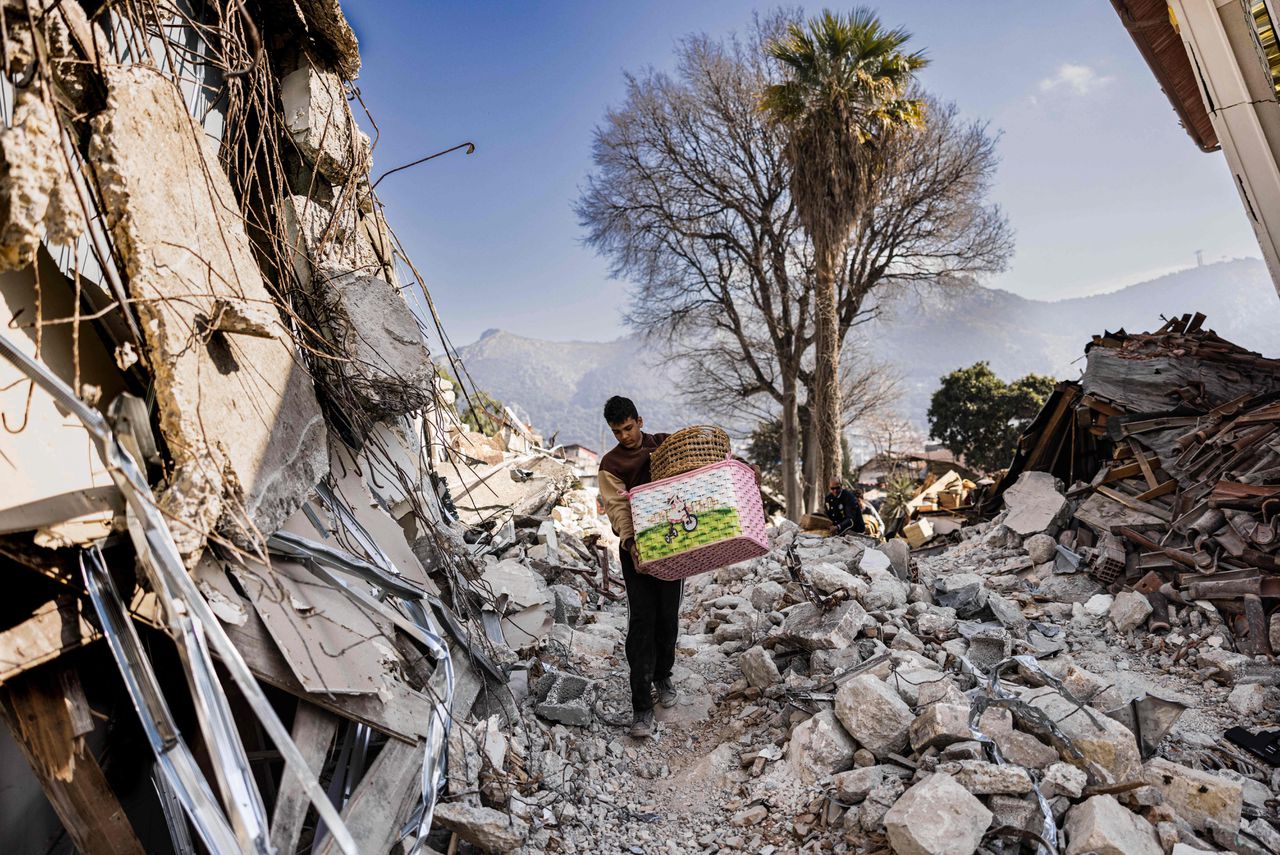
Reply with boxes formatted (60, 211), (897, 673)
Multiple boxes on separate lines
(800, 405), (819, 514)
(813, 243), (844, 490)
(780, 377), (802, 521)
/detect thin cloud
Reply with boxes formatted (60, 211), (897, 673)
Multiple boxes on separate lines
(1038, 63), (1114, 96)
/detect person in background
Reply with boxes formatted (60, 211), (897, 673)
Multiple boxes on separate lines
(595, 396), (676, 739)
(825, 477), (867, 536)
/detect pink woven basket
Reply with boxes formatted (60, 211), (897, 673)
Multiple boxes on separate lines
(626, 459), (768, 581)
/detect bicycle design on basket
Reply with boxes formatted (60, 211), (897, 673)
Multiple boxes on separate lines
(662, 492), (699, 543)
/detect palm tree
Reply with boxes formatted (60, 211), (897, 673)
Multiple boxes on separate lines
(761, 9), (927, 495)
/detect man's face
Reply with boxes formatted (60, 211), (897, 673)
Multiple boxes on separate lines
(828, 479), (841, 495)
(609, 416), (644, 450)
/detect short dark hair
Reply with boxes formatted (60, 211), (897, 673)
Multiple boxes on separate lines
(603, 396), (639, 425)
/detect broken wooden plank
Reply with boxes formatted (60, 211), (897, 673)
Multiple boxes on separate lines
(270, 700), (339, 855)
(0, 595), (101, 685)
(1096, 485), (1172, 522)
(1129, 440), (1160, 489)
(1135, 479), (1178, 502)
(315, 738), (424, 855)
(0, 667), (145, 855)
(1080, 395), (1123, 417)
(1075, 492), (1167, 534)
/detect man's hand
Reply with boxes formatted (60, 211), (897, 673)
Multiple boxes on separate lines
(622, 536), (643, 571)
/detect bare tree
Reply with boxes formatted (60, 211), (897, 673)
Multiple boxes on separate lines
(577, 12), (1011, 519)
(577, 15), (812, 518)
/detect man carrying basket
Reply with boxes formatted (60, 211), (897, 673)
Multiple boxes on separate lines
(597, 396), (676, 738)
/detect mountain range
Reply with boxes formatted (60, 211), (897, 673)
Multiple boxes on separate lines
(457, 259), (1280, 450)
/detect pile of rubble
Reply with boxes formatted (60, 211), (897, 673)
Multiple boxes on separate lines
(994, 313), (1280, 656)
(450, 464), (1277, 854)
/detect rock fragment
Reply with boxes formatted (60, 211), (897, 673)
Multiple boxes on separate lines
(1227, 682), (1266, 716)
(883, 773), (992, 855)
(909, 703), (972, 751)
(433, 802), (529, 853)
(832, 765), (911, 802)
(1002, 471), (1070, 536)
(1143, 757), (1243, 833)
(938, 759), (1033, 795)
(835, 675), (913, 758)
(749, 579), (785, 612)
(738, 645), (781, 689)
(779, 601), (866, 651)
(1109, 590), (1153, 633)
(1063, 794), (1161, 855)
(1024, 687), (1142, 782)
(786, 709), (857, 783)
(1041, 762), (1087, 799)
(1025, 532), (1058, 564)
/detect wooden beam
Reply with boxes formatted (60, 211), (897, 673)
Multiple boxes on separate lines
(315, 738), (424, 855)
(1129, 440), (1161, 490)
(1136, 479), (1178, 502)
(0, 595), (101, 685)
(0, 667), (145, 855)
(1096, 485), (1172, 522)
(270, 701), (339, 855)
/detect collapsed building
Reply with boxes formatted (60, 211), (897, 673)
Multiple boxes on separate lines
(0, 1), (576, 852)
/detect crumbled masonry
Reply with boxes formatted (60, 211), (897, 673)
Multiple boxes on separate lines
(0, 3), (1278, 855)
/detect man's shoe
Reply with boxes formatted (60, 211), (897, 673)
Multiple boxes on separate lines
(630, 708), (655, 739)
(656, 678), (677, 708)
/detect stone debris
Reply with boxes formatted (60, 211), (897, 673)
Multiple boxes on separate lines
(1001, 471), (1070, 536)
(738, 645), (782, 688)
(534, 671), (597, 727)
(1143, 757), (1244, 833)
(786, 708), (857, 783)
(779, 599), (866, 650)
(1109, 589), (1153, 633)
(1063, 794), (1162, 855)
(834, 674), (913, 758)
(433, 802), (530, 852)
(883, 773), (992, 855)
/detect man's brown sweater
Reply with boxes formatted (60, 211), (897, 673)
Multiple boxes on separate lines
(598, 432), (669, 545)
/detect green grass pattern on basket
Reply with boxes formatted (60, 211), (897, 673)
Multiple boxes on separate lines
(635, 507), (743, 562)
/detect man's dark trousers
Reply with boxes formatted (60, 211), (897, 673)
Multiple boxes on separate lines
(621, 550), (682, 712)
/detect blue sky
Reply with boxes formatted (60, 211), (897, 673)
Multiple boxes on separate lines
(346, 1), (1261, 344)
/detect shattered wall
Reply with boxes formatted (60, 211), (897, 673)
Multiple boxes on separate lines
(0, 2), (513, 853)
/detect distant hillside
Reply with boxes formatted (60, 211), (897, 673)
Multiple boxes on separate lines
(456, 330), (708, 451)
(458, 259), (1280, 448)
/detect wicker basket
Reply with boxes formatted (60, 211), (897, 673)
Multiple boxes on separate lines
(650, 425), (730, 482)
(627, 459), (768, 580)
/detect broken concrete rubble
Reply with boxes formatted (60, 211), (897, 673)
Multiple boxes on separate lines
(738, 644), (781, 688)
(786, 708), (857, 783)
(1063, 794), (1162, 855)
(90, 65), (328, 558)
(1144, 756), (1243, 833)
(1001, 471), (1069, 537)
(312, 267), (435, 422)
(835, 674), (913, 758)
(1109, 589), (1153, 633)
(533, 671), (596, 727)
(779, 600), (866, 650)
(883, 773), (992, 855)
